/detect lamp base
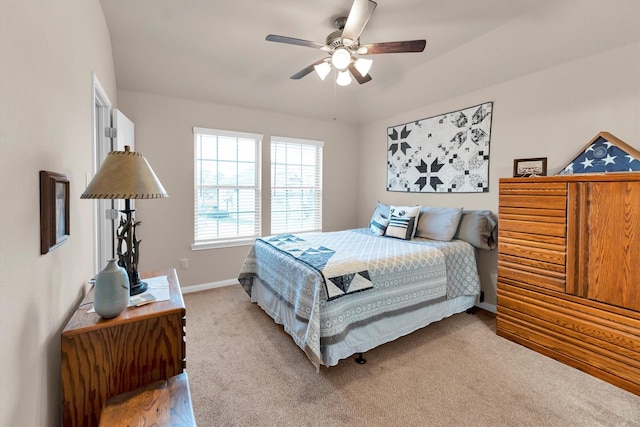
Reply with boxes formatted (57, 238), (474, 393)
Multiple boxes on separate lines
(123, 261), (147, 296)
(127, 267), (147, 295)
(116, 202), (148, 297)
(130, 279), (148, 296)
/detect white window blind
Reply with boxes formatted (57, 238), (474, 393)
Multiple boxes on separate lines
(271, 136), (323, 234)
(192, 127), (261, 249)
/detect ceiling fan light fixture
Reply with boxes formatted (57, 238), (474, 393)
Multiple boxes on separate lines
(336, 70), (352, 86)
(265, 0), (427, 85)
(354, 57), (373, 77)
(331, 48), (351, 70)
(314, 61), (331, 80)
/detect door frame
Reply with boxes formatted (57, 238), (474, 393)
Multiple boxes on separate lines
(92, 73), (113, 275)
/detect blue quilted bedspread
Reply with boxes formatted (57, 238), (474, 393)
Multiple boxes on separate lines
(239, 228), (480, 369)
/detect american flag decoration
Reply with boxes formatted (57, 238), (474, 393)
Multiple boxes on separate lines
(558, 132), (640, 175)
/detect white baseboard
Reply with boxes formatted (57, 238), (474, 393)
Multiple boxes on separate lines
(475, 301), (497, 313)
(181, 279), (237, 294)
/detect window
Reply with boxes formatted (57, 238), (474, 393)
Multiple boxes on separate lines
(192, 127), (261, 249)
(271, 137), (323, 234)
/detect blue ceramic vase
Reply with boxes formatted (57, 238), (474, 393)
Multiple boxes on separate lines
(94, 259), (130, 318)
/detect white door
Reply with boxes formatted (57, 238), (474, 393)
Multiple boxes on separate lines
(112, 109), (135, 152)
(93, 106), (135, 272)
(103, 109), (135, 269)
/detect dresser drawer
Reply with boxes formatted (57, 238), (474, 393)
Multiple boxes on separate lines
(497, 282), (640, 394)
(499, 241), (565, 266)
(499, 218), (566, 237)
(499, 195), (567, 211)
(498, 262), (565, 292)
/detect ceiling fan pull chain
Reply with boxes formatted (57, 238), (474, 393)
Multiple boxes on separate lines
(332, 72), (337, 121)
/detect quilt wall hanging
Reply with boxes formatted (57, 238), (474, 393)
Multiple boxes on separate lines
(557, 131), (640, 175)
(387, 102), (493, 193)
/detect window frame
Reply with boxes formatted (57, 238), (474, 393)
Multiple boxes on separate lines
(191, 127), (262, 250)
(270, 136), (324, 235)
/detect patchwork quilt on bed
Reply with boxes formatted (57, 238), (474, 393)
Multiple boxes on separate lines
(260, 233), (376, 300)
(238, 228), (480, 369)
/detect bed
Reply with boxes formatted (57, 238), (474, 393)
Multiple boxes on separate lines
(238, 205), (497, 370)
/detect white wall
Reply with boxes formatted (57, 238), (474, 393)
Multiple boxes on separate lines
(116, 90), (360, 287)
(0, 1), (117, 425)
(357, 42), (640, 307)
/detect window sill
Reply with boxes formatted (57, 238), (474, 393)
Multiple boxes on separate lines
(191, 238), (256, 251)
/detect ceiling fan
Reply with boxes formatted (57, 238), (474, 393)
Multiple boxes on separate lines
(266, 0), (426, 86)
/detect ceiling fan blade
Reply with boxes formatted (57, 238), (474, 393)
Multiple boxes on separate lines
(290, 59), (327, 80)
(342, 0), (377, 44)
(266, 34), (330, 51)
(359, 40), (426, 54)
(348, 63), (372, 84)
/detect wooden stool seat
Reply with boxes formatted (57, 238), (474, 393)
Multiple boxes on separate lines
(99, 373), (195, 427)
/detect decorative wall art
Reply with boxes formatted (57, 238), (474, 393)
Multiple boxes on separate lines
(557, 132), (640, 175)
(40, 170), (70, 254)
(387, 102), (493, 193)
(513, 157), (547, 177)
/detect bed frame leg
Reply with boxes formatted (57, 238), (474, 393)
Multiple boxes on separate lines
(466, 306), (476, 314)
(355, 353), (366, 364)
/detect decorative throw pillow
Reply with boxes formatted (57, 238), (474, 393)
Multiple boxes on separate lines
(384, 205), (421, 240)
(415, 206), (463, 241)
(369, 212), (390, 236)
(369, 201), (390, 224)
(453, 210), (498, 250)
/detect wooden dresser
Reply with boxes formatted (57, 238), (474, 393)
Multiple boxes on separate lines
(497, 173), (640, 395)
(61, 269), (186, 426)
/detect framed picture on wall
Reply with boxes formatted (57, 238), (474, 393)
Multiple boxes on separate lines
(513, 157), (547, 177)
(386, 102), (494, 193)
(40, 170), (70, 254)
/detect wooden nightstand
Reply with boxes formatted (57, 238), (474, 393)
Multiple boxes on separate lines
(61, 269), (186, 427)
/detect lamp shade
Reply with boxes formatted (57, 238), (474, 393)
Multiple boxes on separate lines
(336, 70), (352, 86)
(81, 146), (168, 200)
(314, 61), (331, 80)
(354, 58), (373, 77)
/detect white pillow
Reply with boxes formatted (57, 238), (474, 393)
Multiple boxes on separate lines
(415, 206), (463, 241)
(385, 205), (420, 240)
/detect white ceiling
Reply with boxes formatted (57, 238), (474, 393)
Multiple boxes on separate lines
(99, 0), (640, 124)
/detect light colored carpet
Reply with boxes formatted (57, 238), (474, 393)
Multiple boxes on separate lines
(184, 285), (640, 427)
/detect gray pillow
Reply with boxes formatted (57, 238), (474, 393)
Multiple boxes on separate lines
(415, 206), (463, 241)
(453, 210), (498, 250)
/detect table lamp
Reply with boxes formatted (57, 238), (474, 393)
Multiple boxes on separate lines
(81, 146), (168, 295)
